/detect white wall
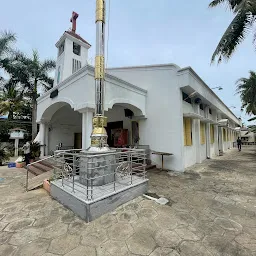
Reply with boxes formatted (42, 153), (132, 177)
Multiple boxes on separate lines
(109, 65), (184, 171)
(48, 105), (82, 153)
(37, 66), (147, 123)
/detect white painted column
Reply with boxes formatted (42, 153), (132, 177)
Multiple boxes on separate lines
(45, 123), (49, 156)
(82, 110), (93, 150)
(204, 106), (210, 158)
(214, 125), (219, 156)
(14, 139), (19, 157)
(193, 103), (201, 163)
(40, 122), (46, 157)
(218, 127), (224, 154)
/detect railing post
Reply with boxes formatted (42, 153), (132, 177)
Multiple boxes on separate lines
(130, 153), (133, 185)
(72, 155), (75, 192)
(143, 150), (146, 179)
(61, 153), (64, 187)
(113, 153), (117, 192)
(86, 158), (89, 200)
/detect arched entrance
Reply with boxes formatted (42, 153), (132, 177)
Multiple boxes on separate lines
(39, 102), (82, 155)
(105, 103), (144, 147)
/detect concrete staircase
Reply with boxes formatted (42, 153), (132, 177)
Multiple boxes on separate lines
(26, 158), (57, 191)
(28, 160), (54, 176)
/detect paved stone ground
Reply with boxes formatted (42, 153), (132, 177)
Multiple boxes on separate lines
(0, 146), (255, 256)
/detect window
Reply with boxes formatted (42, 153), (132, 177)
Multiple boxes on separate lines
(209, 108), (212, 115)
(183, 117), (192, 146)
(210, 124), (214, 144)
(58, 42), (65, 56)
(57, 66), (61, 84)
(72, 59), (82, 73)
(182, 92), (192, 104)
(200, 122), (205, 144)
(73, 42), (81, 55)
(200, 104), (204, 110)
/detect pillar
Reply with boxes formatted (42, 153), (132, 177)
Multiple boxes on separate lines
(218, 127), (224, 154)
(45, 123), (49, 156)
(214, 125), (219, 156)
(14, 139), (19, 157)
(193, 103), (201, 163)
(204, 106), (210, 158)
(40, 122), (46, 157)
(81, 110), (93, 150)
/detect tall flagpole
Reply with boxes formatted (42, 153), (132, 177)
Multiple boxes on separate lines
(88, 0), (109, 152)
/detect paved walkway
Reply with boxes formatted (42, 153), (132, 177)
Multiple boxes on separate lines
(0, 146), (255, 256)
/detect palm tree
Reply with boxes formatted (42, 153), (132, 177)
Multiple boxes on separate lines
(0, 82), (24, 120)
(209, 0), (256, 63)
(248, 116), (256, 121)
(236, 71), (256, 120)
(14, 50), (56, 139)
(248, 125), (256, 132)
(0, 31), (16, 80)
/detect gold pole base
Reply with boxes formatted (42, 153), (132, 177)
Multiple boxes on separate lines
(87, 116), (110, 152)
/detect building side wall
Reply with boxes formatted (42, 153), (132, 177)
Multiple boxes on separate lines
(109, 67), (184, 172)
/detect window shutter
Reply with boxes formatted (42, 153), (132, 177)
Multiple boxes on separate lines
(200, 122), (205, 145)
(185, 118), (192, 146)
(183, 117), (192, 146)
(183, 118), (186, 146)
(210, 125), (214, 144)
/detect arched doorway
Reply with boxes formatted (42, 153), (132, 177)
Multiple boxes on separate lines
(105, 103), (144, 147)
(40, 102), (82, 155)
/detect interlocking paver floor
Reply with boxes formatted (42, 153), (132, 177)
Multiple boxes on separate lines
(0, 146), (255, 255)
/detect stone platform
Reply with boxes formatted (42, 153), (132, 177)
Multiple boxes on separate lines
(50, 176), (148, 222)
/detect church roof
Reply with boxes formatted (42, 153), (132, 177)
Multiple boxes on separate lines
(65, 31), (91, 46)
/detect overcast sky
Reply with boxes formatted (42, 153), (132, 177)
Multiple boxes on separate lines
(1, 0), (255, 124)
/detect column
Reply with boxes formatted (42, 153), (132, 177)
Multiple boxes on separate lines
(204, 106), (210, 158)
(40, 122), (45, 158)
(14, 139), (19, 157)
(45, 123), (49, 156)
(82, 110), (93, 150)
(193, 103), (201, 163)
(214, 124), (219, 156)
(218, 127), (224, 154)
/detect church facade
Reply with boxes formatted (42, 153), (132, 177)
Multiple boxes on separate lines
(36, 26), (241, 172)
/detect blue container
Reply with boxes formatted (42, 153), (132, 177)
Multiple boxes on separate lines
(8, 162), (16, 168)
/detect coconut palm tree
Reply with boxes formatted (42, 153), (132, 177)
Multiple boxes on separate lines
(209, 0), (256, 63)
(13, 50), (56, 139)
(248, 116), (256, 121)
(0, 81), (24, 120)
(236, 71), (256, 118)
(0, 31), (16, 80)
(0, 31), (15, 59)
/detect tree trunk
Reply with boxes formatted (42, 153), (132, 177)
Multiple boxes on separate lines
(32, 100), (37, 140)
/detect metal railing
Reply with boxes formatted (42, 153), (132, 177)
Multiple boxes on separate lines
(50, 148), (147, 201)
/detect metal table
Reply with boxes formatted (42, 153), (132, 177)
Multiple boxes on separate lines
(151, 151), (173, 170)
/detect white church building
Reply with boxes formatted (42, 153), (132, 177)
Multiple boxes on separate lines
(36, 26), (241, 172)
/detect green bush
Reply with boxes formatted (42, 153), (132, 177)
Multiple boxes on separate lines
(0, 147), (10, 166)
(30, 141), (41, 159)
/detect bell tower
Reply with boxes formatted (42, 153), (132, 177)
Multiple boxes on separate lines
(54, 11), (91, 86)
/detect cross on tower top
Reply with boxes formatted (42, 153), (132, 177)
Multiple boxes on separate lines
(70, 11), (79, 33)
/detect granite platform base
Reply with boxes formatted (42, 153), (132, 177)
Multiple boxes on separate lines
(50, 177), (148, 222)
